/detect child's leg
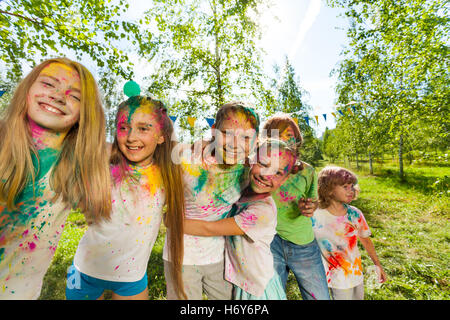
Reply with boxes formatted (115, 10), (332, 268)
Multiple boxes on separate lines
(330, 284), (364, 300)
(164, 260), (203, 299)
(270, 234), (290, 290)
(202, 260), (233, 300)
(286, 239), (330, 300)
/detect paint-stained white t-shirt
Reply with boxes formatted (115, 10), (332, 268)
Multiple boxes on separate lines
(225, 194), (277, 296)
(0, 149), (69, 300)
(163, 142), (248, 266)
(74, 164), (164, 282)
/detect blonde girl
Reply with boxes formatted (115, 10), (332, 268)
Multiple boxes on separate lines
(66, 95), (186, 300)
(0, 58), (111, 299)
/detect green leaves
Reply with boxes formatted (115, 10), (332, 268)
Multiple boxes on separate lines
(0, 0), (150, 81)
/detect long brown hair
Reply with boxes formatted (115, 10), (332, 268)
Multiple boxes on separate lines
(0, 57), (111, 224)
(109, 96), (186, 299)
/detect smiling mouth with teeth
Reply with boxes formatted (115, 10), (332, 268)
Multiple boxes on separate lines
(39, 102), (65, 115)
(253, 176), (271, 188)
(127, 146), (143, 151)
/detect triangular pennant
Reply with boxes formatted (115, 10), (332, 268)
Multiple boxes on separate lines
(331, 112), (336, 118)
(303, 116), (310, 126)
(338, 110), (344, 116)
(187, 116), (196, 128)
(206, 118), (215, 127)
(347, 107), (353, 115)
(351, 106), (356, 113)
(169, 115), (177, 123)
(314, 115), (319, 124)
(0, 90), (5, 97)
(322, 114), (327, 121)
(292, 118), (299, 126)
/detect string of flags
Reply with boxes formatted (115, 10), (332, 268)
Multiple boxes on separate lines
(168, 103), (360, 128)
(0, 82), (362, 128)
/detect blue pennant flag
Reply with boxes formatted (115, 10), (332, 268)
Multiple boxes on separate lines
(206, 118), (215, 127)
(303, 116), (310, 126)
(351, 106), (356, 113)
(338, 110), (344, 116)
(0, 90), (5, 97)
(322, 114), (327, 121)
(169, 115), (177, 123)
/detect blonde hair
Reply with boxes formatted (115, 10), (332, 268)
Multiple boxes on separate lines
(317, 166), (358, 209)
(0, 57), (112, 224)
(109, 96), (186, 299)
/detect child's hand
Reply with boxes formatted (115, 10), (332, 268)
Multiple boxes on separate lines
(376, 265), (388, 283)
(297, 198), (318, 217)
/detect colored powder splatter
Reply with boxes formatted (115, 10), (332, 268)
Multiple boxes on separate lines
(193, 168), (208, 194)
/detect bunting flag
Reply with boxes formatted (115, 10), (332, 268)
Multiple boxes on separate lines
(187, 116), (196, 128)
(206, 118), (215, 127)
(0, 90), (5, 97)
(163, 100), (366, 129)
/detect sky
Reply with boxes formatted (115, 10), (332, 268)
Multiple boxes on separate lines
(125, 0), (350, 137)
(255, 0), (350, 136)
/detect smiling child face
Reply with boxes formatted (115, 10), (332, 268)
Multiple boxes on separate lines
(116, 103), (165, 167)
(249, 146), (294, 194)
(214, 110), (257, 165)
(27, 62), (82, 133)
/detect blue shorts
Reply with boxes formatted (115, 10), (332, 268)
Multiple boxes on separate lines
(65, 263), (148, 300)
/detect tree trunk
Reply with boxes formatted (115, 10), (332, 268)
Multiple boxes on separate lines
(369, 151), (373, 175)
(399, 134), (404, 180)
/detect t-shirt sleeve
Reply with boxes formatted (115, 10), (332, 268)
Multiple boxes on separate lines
(350, 206), (371, 238)
(233, 199), (276, 242)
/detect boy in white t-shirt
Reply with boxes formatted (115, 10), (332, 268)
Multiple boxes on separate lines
(163, 101), (259, 300)
(312, 166), (387, 300)
(183, 139), (300, 299)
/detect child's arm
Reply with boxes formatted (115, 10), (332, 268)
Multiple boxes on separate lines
(184, 218), (245, 237)
(359, 236), (388, 283)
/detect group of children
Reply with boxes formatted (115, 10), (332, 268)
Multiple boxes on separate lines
(0, 57), (387, 300)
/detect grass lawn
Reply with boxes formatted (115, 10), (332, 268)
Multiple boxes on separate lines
(39, 161), (449, 300)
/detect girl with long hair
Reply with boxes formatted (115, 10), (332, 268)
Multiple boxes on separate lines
(66, 95), (186, 300)
(0, 58), (111, 299)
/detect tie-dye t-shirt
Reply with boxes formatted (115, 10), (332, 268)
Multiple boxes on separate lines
(74, 163), (164, 282)
(271, 162), (317, 245)
(312, 204), (371, 289)
(163, 142), (248, 265)
(0, 149), (69, 299)
(225, 194), (277, 297)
